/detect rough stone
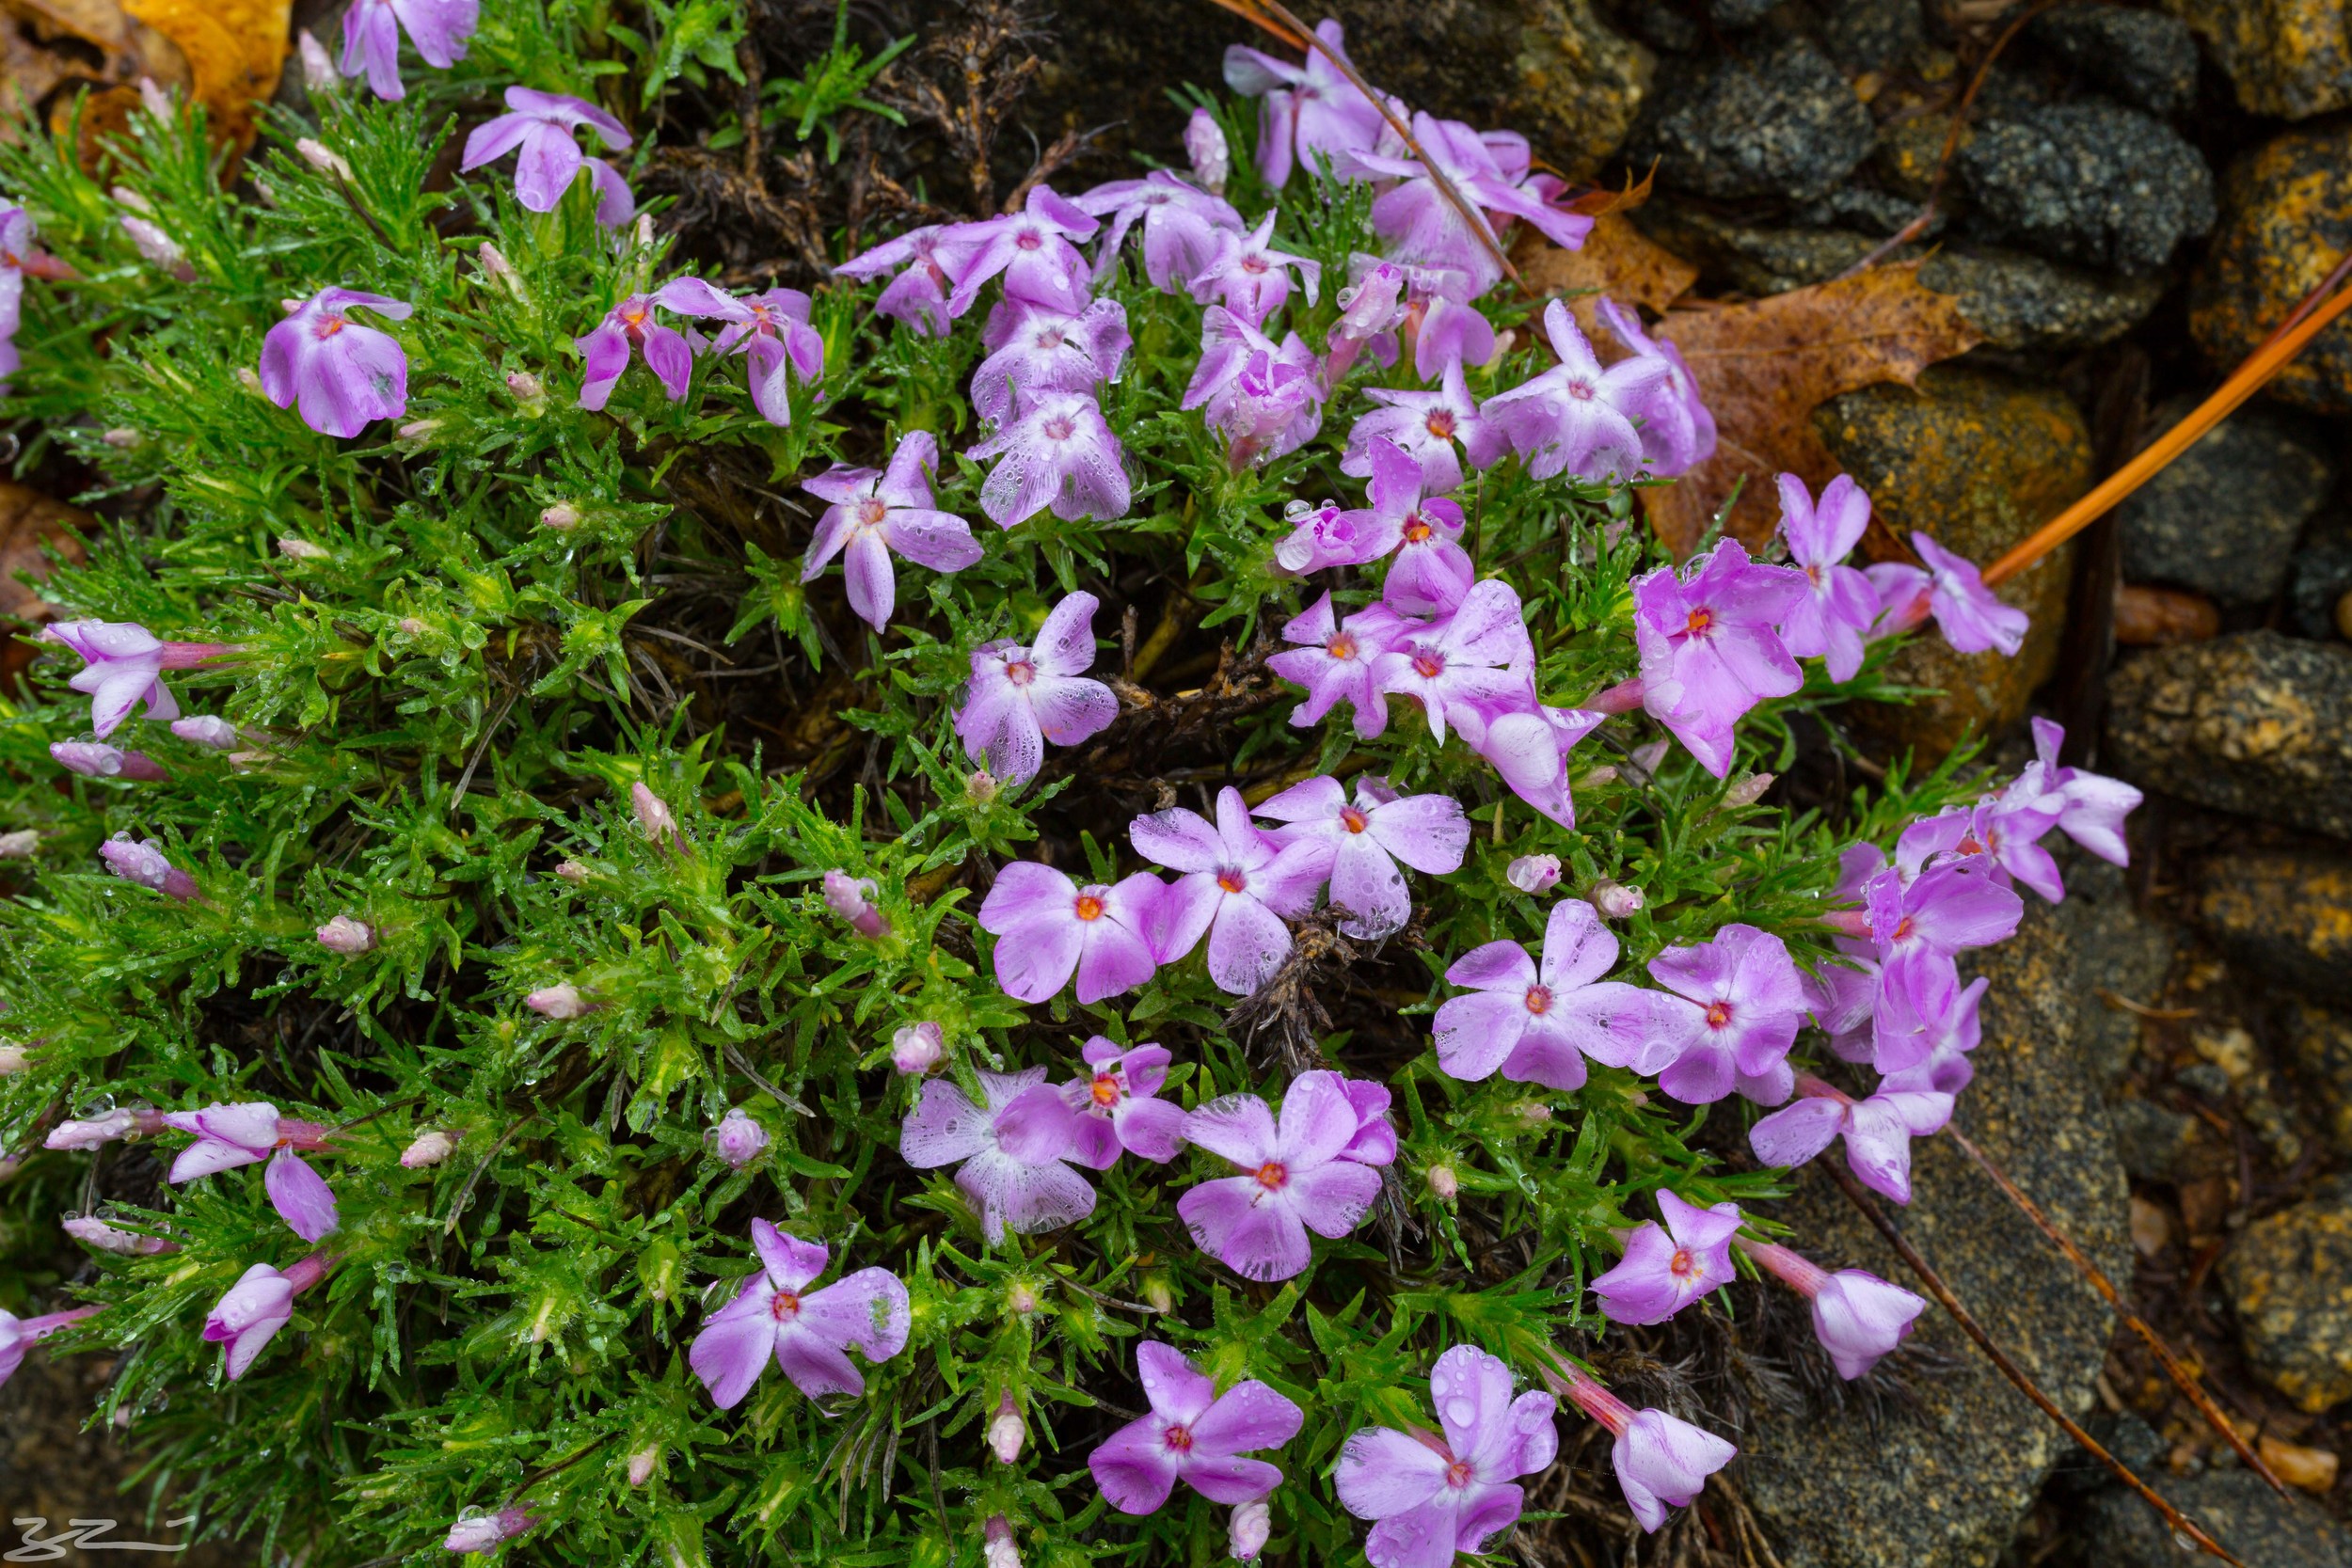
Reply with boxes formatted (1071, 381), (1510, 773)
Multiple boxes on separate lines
(2194, 850), (2352, 1008)
(2284, 1000), (2352, 1156)
(2116, 395), (2338, 608)
(1707, 0), (1783, 25)
(1741, 898), (2128, 1568)
(1632, 36), (1873, 203)
(2287, 513), (2352, 642)
(1817, 367), (2090, 761)
(2106, 633), (2352, 842)
(2028, 4), (2200, 117)
(2048, 851), (2169, 1090)
(2190, 124), (2352, 416)
(1820, 0), (1926, 76)
(2163, 0), (2352, 119)
(2110, 1096), (2201, 1184)
(2223, 1182), (2352, 1412)
(2083, 1467), (2352, 1567)
(1954, 100), (2216, 277)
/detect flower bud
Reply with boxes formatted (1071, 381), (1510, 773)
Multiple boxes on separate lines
(476, 241), (518, 288)
(1724, 772), (1775, 808)
(1141, 1275), (1175, 1314)
(236, 367), (264, 394)
(505, 371), (547, 404)
(138, 76), (172, 120)
(891, 1022), (945, 1075)
(99, 834), (197, 899)
(52, 740), (130, 779)
(982, 1515), (1021, 1568)
(64, 1213), (177, 1255)
(46, 1108), (138, 1150)
(401, 1129), (458, 1168)
(119, 215), (184, 272)
(1629, 739), (1670, 777)
(1577, 764), (1620, 790)
(170, 715), (239, 750)
(1006, 1279), (1041, 1315)
(395, 419), (440, 440)
(525, 984), (591, 1020)
(111, 184), (152, 215)
(278, 537), (331, 561)
(0, 1041), (25, 1075)
(822, 869), (889, 938)
(965, 768), (1000, 805)
(0, 829), (37, 858)
(553, 859), (592, 883)
(1228, 1499), (1270, 1561)
(295, 137), (354, 180)
(101, 427), (141, 448)
(1505, 853), (1561, 895)
(1589, 880), (1645, 919)
(539, 503), (580, 531)
(445, 1504), (538, 1555)
(707, 1107), (768, 1169)
(296, 28), (336, 91)
(1427, 1163), (1459, 1201)
(627, 1444), (660, 1487)
(987, 1391), (1025, 1464)
(631, 781), (677, 842)
(1184, 107), (1231, 194)
(317, 915), (375, 954)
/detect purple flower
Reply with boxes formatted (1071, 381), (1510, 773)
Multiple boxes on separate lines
(965, 390), (1132, 526)
(1556, 1368), (1738, 1533)
(686, 1221), (911, 1407)
(2001, 717), (2142, 869)
(1771, 473), (1879, 683)
(1643, 923), (1809, 1106)
(316, 915), (374, 953)
(900, 1069), (1098, 1243)
(834, 225), (964, 337)
(0, 205), (36, 345)
(1089, 1340), (1304, 1513)
(1960, 791), (2066, 902)
(524, 982), (592, 1019)
(1342, 359), (1503, 496)
(171, 714), (239, 749)
(799, 432), (982, 632)
(1359, 436), (1478, 614)
(890, 1022), (945, 1075)
(1591, 298), (1715, 478)
(99, 834), (198, 900)
(1177, 1070), (1385, 1280)
(654, 277), (822, 427)
(1266, 592), (1401, 740)
(1630, 539), (1809, 778)
(0, 1306), (100, 1389)
(954, 590), (1119, 783)
(1009, 1037), (1189, 1167)
(204, 1253), (327, 1380)
(50, 740), (167, 781)
(969, 297), (1130, 424)
(41, 619), (230, 737)
(1183, 307), (1325, 469)
(1452, 700), (1603, 830)
(977, 862), (1161, 1005)
(259, 288), (412, 438)
(1184, 108), (1231, 192)
(1856, 860), (2021, 1072)
(1741, 1240), (1925, 1379)
(939, 186), (1099, 317)
(1335, 1344), (1559, 1568)
(1223, 18), (1391, 188)
(163, 1101), (340, 1242)
(1591, 1192), (1742, 1324)
(1353, 114), (1594, 298)
(1867, 532), (2029, 656)
(707, 1107), (768, 1169)
(1072, 171), (1240, 292)
(444, 1506), (537, 1556)
(460, 88), (632, 224)
(1748, 1070), (1954, 1204)
(1484, 299), (1665, 482)
(1434, 897), (1667, 1089)
(574, 293), (693, 410)
(1373, 578), (1535, 744)
(1399, 266), (1499, 382)
(1189, 211), (1320, 326)
(1255, 774), (1469, 940)
(338, 0), (476, 101)
(1506, 853), (1562, 894)
(1334, 1074), (1400, 1166)
(1130, 786), (1326, 995)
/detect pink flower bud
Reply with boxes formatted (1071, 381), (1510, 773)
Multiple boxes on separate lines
(525, 984), (591, 1021)
(112, 184), (151, 214)
(278, 537), (331, 560)
(1724, 772), (1775, 807)
(1184, 107), (1230, 193)
(1228, 1498), (1270, 1561)
(965, 768), (1000, 804)
(553, 859), (592, 883)
(627, 1445), (659, 1487)
(505, 371), (546, 403)
(119, 215), (184, 272)
(983, 1514), (1021, 1568)
(52, 741), (167, 781)
(707, 1107), (768, 1169)
(296, 28), (335, 91)
(444, 1504), (538, 1555)
(137, 76), (171, 119)
(822, 869), (889, 938)
(539, 503), (579, 530)
(1589, 880), (1645, 919)
(476, 242), (518, 287)
(63, 1213), (177, 1255)
(631, 782), (677, 842)
(0, 830), (37, 859)
(987, 1391), (1025, 1463)
(1587, 676), (1645, 715)
(295, 138), (353, 180)
(891, 1022), (945, 1075)
(236, 367), (264, 394)
(1629, 739), (1670, 777)
(396, 419), (440, 440)
(401, 1129), (458, 1168)
(45, 1108), (144, 1150)
(1427, 1163), (1459, 1201)
(170, 715), (239, 750)
(99, 834), (197, 899)
(1141, 1275), (1174, 1314)
(1505, 853), (1561, 895)
(1006, 1279), (1041, 1315)
(1577, 764), (1620, 789)
(101, 427), (141, 448)
(316, 915), (375, 954)
(0, 1043), (22, 1077)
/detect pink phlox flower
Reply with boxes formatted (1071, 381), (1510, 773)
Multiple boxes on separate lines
(1356, 115), (1594, 297)
(1959, 791), (2066, 902)
(444, 1505), (538, 1556)
(687, 1222), (910, 1408)
(99, 833), (199, 900)
(1009, 1037), (1188, 1168)
(0, 1305), (101, 1387)
(1222, 18), (1391, 188)
(954, 590), (1119, 783)
(2001, 716), (2142, 868)
(1324, 257), (1407, 379)
(575, 293), (692, 410)
(1592, 298), (1715, 477)
(1484, 298), (1664, 482)
(163, 1101), (339, 1242)
(41, 619), (229, 737)
(1372, 578), (1535, 744)
(1360, 435), (1481, 617)
(1332, 1072), (1399, 1166)
(1748, 1071), (1953, 1204)
(1742, 1239), (1926, 1379)
(1434, 896), (1668, 1091)
(1557, 1365), (1738, 1533)
(1254, 773), (1470, 940)
(1183, 307), (1325, 468)
(460, 87), (632, 223)
(653, 278), (823, 427)
(50, 740), (167, 781)
(1186, 108), (1231, 192)
(1770, 473), (1878, 682)
(204, 1262), (301, 1380)
(1272, 496), (1381, 576)
(1630, 538), (1808, 778)
(834, 224), (968, 336)
(969, 297), (1130, 425)
(964, 389), (1132, 526)
(707, 1107), (768, 1169)
(1189, 210), (1320, 326)
(1805, 957), (1882, 1066)
(977, 862), (1161, 1004)
(0, 204), (36, 341)
(1335, 1344), (1559, 1568)
(799, 431), (982, 632)
(899, 1069), (1099, 1243)
(1089, 1340), (1304, 1514)
(1131, 786), (1326, 994)
(1866, 532), (2029, 656)
(1072, 171), (1241, 291)
(1342, 358), (1504, 497)
(1591, 1191), (1742, 1325)
(1265, 592), (1402, 740)
(1646, 923), (1809, 1107)
(338, 0), (476, 102)
(1451, 699), (1604, 830)
(1176, 1070), (1385, 1280)
(938, 185), (1100, 317)
(259, 288), (413, 439)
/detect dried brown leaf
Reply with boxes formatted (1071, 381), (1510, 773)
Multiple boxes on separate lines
(0, 479), (91, 686)
(1515, 214), (1698, 334)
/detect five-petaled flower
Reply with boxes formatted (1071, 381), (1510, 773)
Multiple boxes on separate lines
(1591, 1192), (1742, 1324)
(204, 1254), (330, 1381)
(339, 0), (477, 102)
(799, 431), (983, 632)
(575, 293), (693, 410)
(687, 1221), (910, 1407)
(164, 1101), (341, 1243)
(260, 289), (413, 438)
(1255, 774), (1468, 941)
(955, 590), (1120, 784)
(1177, 1070), (1385, 1281)
(1645, 922), (1810, 1106)
(900, 1069), (1099, 1243)
(1089, 1340), (1305, 1514)
(460, 87), (633, 223)
(1131, 786), (1326, 995)
(40, 619), (230, 738)
(655, 277), (824, 427)
(1336, 1344), (1559, 1568)
(966, 389), (1133, 526)
(977, 861), (1162, 1005)
(1434, 897), (1667, 1090)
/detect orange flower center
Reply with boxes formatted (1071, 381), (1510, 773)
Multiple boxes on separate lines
(1524, 985), (1552, 1015)
(770, 1289), (802, 1322)
(315, 314), (346, 339)
(857, 497), (888, 528)
(1005, 658), (1036, 687)
(1340, 806), (1369, 834)
(1425, 409), (1456, 440)
(1685, 607), (1713, 637)
(1254, 1160), (1289, 1191)
(1669, 1247), (1699, 1278)
(1216, 869), (1248, 895)
(1073, 894), (1104, 921)
(1704, 1000), (1733, 1028)
(1090, 1073), (1122, 1107)
(1325, 632), (1357, 660)
(1401, 513), (1433, 544)
(1411, 651), (1444, 679)
(1163, 1423), (1195, 1453)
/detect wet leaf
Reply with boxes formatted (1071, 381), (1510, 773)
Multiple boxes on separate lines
(0, 477), (92, 685)
(1515, 213), (1698, 331)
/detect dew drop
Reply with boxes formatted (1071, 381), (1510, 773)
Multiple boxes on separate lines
(1445, 1397), (1477, 1427)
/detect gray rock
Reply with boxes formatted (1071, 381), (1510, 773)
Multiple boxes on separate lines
(1708, 0), (1784, 24)
(2287, 512), (2352, 641)
(1821, 0), (1925, 75)
(1956, 99), (2217, 276)
(1634, 37), (1873, 203)
(2164, 0), (2352, 121)
(2028, 4), (2201, 116)
(2195, 849), (2352, 1008)
(2284, 999), (2352, 1156)
(2046, 851), (2169, 1090)
(1792, 183), (1929, 236)
(2111, 1096), (2200, 1184)
(2084, 1468), (2352, 1567)
(1741, 899), (2128, 1568)
(2222, 1184), (2352, 1412)
(2105, 633), (2352, 842)
(2118, 397), (2338, 608)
